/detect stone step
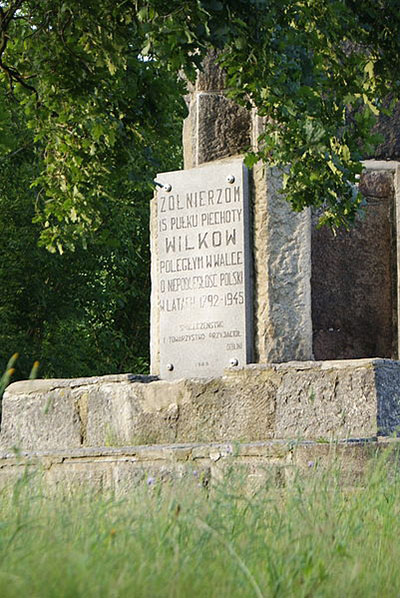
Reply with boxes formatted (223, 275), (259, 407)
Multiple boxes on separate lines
(2, 359), (400, 452)
(0, 438), (392, 494)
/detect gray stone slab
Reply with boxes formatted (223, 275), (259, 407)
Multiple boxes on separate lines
(153, 159), (253, 379)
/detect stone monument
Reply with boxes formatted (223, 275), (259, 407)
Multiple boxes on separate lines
(1, 52), (400, 492)
(151, 52), (313, 378)
(151, 52), (400, 378)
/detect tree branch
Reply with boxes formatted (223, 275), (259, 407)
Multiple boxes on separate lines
(0, 1), (39, 102)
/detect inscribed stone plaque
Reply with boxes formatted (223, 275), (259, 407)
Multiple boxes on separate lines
(155, 159), (252, 379)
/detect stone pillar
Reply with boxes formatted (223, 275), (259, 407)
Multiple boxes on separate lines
(251, 161), (312, 363)
(182, 50), (251, 169)
(182, 54), (313, 363)
(250, 114), (313, 363)
(311, 160), (400, 361)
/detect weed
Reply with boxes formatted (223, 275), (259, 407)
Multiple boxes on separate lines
(0, 450), (399, 596)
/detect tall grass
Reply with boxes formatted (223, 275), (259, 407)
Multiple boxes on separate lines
(0, 451), (399, 597)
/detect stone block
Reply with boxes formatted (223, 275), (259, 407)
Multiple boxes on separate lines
(312, 168), (396, 361)
(0, 375), (134, 452)
(359, 170), (394, 197)
(183, 49), (226, 94)
(195, 49), (226, 92)
(273, 360), (382, 439)
(252, 163), (313, 362)
(2, 361), (400, 453)
(85, 380), (182, 447)
(0, 382), (82, 451)
(84, 372), (277, 446)
(197, 94), (251, 164)
(183, 93), (251, 168)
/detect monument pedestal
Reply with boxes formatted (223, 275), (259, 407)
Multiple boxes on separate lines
(2, 359), (400, 452)
(1, 360), (400, 493)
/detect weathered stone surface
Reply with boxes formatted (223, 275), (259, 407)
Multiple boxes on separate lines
(371, 100), (400, 161)
(312, 168), (396, 360)
(0, 438), (395, 495)
(183, 50), (226, 94)
(0, 374), (137, 451)
(183, 51), (250, 169)
(84, 380), (182, 447)
(197, 94), (251, 164)
(84, 371), (278, 446)
(274, 360), (380, 439)
(183, 93), (251, 168)
(195, 49), (226, 92)
(249, 112), (313, 362)
(359, 170), (394, 198)
(3, 360), (400, 452)
(252, 163), (313, 362)
(0, 386), (82, 451)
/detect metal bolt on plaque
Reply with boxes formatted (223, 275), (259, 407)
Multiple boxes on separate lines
(229, 358), (239, 367)
(153, 180), (172, 191)
(166, 363), (174, 371)
(226, 174), (235, 184)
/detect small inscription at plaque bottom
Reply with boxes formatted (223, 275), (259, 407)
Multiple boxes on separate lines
(155, 159), (252, 379)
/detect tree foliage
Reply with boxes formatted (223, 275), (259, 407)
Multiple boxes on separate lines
(0, 1), (399, 241)
(0, 0), (187, 251)
(0, 55), (182, 378)
(135, 0), (400, 227)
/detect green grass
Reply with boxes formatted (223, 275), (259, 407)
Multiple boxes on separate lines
(0, 452), (400, 598)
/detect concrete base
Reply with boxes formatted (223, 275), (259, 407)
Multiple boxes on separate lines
(2, 359), (400, 453)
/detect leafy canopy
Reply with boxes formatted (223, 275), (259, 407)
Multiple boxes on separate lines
(0, 0), (186, 251)
(1, 0), (400, 249)
(0, 89), (173, 378)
